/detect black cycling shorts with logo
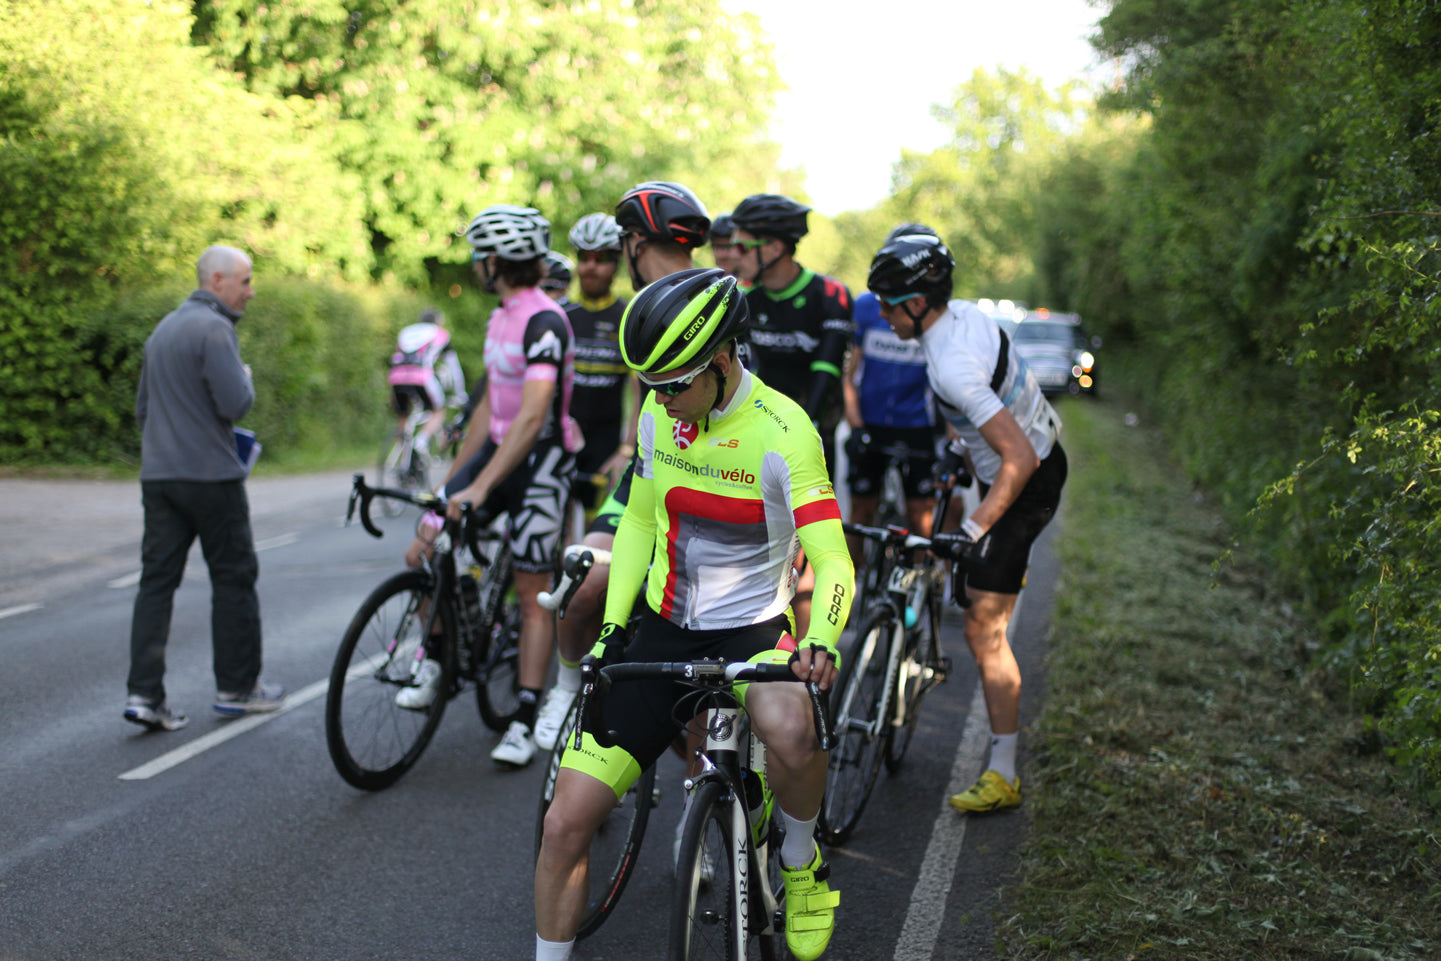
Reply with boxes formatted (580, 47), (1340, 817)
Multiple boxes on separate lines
(960, 442), (1067, 596)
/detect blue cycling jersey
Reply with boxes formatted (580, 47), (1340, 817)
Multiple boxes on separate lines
(853, 292), (932, 429)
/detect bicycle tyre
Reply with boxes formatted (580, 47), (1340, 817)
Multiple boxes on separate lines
(884, 588), (942, 772)
(376, 434), (409, 518)
(325, 569), (455, 790)
(817, 607), (894, 846)
(533, 699), (655, 940)
(474, 553), (522, 732)
(669, 779), (747, 961)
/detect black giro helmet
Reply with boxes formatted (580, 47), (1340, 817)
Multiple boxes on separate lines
(867, 234), (955, 306)
(615, 182), (711, 248)
(730, 193), (811, 245)
(884, 221), (940, 245)
(620, 268), (749, 383)
(710, 213), (736, 242)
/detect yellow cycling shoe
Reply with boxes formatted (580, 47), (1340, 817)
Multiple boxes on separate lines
(782, 845), (840, 960)
(949, 770), (1022, 813)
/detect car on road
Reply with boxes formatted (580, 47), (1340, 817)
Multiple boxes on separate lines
(1009, 309), (1098, 396)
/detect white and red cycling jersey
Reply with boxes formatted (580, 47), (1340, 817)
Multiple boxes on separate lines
(482, 287), (581, 451)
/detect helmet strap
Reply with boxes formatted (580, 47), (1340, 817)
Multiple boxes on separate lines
(625, 238), (650, 290)
(477, 255), (499, 294)
(903, 297), (930, 339)
(703, 359), (727, 433)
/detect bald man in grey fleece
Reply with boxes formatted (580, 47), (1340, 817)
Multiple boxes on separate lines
(124, 245), (285, 731)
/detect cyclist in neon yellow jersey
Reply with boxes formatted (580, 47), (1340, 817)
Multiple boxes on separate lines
(534, 268), (853, 961)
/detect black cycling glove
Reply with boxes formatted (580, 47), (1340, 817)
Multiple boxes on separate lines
(933, 440), (973, 488)
(844, 428), (872, 463)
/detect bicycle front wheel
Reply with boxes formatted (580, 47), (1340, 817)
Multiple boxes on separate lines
(818, 607), (894, 846)
(669, 779), (743, 961)
(325, 570), (454, 790)
(885, 592), (942, 772)
(534, 699), (655, 940)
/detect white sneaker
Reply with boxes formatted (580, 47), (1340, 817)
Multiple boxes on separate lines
(395, 659), (442, 710)
(491, 720), (536, 767)
(532, 686), (578, 751)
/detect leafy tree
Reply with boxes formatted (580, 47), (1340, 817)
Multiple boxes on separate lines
(191, 0), (786, 286)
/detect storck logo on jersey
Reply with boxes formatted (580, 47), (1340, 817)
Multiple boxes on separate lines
(753, 398), (789, 431)
(672, 419), (700, 450)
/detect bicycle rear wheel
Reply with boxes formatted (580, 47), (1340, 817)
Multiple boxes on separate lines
(534, 699), (655, 940)
(818, 607), (894, 846)
(326, 570), (455, 789)
(669, 779), (745, 961)
(884, 591), (942, 772)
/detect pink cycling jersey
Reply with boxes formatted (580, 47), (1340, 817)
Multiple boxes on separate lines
(483, 286), (581, 451)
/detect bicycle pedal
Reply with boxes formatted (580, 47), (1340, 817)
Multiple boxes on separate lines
(929, 657), (952, 681)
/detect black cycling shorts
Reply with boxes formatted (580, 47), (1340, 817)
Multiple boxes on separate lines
(445, 439), (575, 574)
(846, 425), (938, 500)
(586, 605), (793, 772)
(960, 442), (1067, 596)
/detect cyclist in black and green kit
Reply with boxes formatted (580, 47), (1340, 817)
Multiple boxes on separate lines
(534, 268), (852, 961)
(730, 192), (854, 638)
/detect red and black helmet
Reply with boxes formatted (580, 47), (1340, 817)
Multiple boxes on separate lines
(615, 182), (712, 248)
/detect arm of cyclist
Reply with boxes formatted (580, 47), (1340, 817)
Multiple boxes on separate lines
(793, 514), (852, 691)
(969, 406), (1039, 534)
(841, 344), (863, 431)
(802, 326), (849, 423)
(443, 389), (492, 485)
(445, 379), (552, 519)
(599, 462), (656, 630)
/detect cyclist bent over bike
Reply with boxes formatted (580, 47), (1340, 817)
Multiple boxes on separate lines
(534, 268), (853, 961)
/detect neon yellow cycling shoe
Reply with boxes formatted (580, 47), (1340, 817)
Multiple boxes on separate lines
(782, 845), (840, 960)
(949, 770), (1021, 812)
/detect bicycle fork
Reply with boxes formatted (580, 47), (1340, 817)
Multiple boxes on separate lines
(683, 707), (781, 948)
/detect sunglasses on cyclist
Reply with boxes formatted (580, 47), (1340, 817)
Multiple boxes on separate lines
(734, 238), (769, 252)
(640, 365), (707, 396)
(576, 250), (619, 265)
(877, 292), (924, 307)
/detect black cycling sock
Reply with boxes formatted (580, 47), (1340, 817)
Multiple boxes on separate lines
(516, 688), (541, 729)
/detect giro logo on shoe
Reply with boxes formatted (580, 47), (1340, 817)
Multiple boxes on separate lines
(673, 420), (700, 450)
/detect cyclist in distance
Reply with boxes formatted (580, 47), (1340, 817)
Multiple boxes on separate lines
(386, 307), (467, 459)
(708, 211), (743, 281)
(534, 267), (852, 961)
(400, 204), (581, 769)
(867, 233), (1066, 814)
(843, 224), (942, 552)
(532, 183), (713, 752)
(541, 252), (574, 306)
(730, 192), (854, 638)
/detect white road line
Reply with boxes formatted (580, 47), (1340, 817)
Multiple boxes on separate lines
(0, 603), (42, 621)
(106, 533), (299, 591)
(893, 683), (989, 960)
(255, 532), (300, 552)
(893, 586), (1024, 961)
(118, 676), (329, 781)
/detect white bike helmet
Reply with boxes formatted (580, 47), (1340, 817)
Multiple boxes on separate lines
(465, 205), (551, 261)
(568, 212), (623, 252)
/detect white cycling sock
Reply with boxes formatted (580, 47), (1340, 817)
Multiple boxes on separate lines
(988, 731), (1019, 782)
(780, 809), (819, 868)
(555, 658), (581, 693)
(535, 934), (573, 961)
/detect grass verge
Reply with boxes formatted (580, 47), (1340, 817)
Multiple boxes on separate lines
(1002, 396), (1440, 960)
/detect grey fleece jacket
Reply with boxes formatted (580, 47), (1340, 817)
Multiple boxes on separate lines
(136, 290), (255, 482)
